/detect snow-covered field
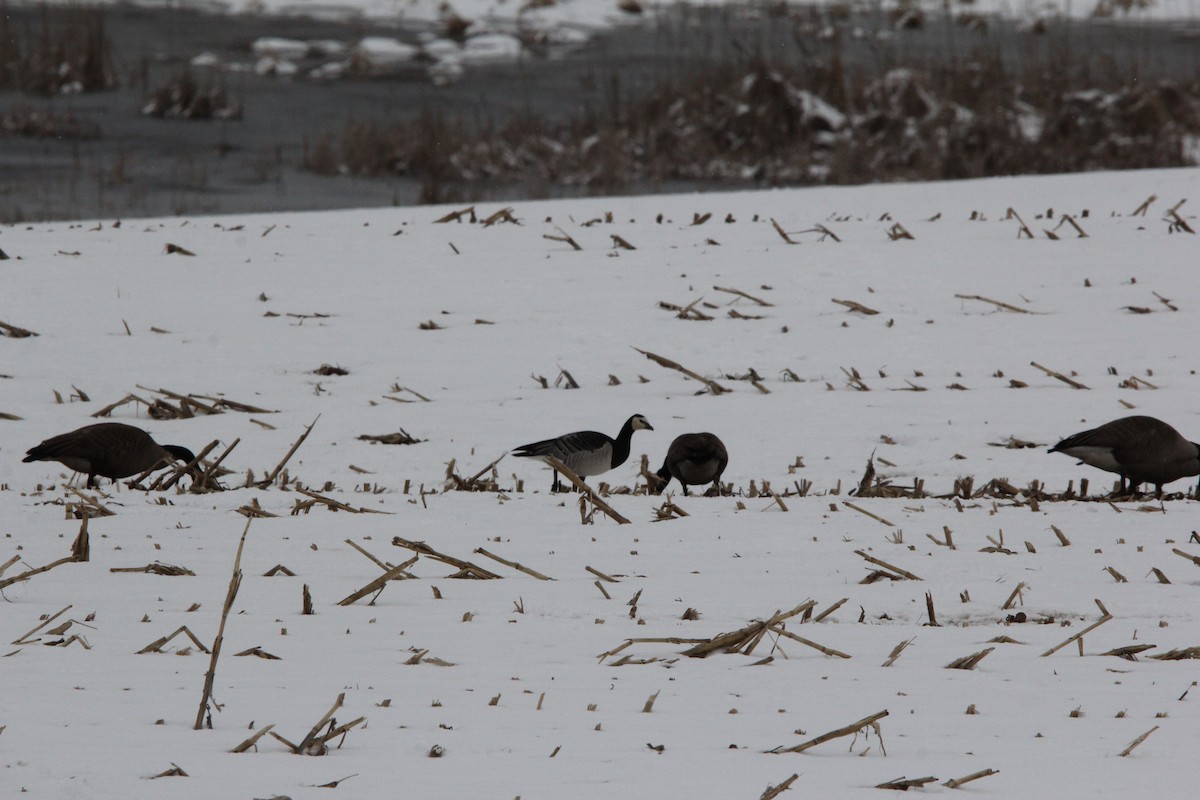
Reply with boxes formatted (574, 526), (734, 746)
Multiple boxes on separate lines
(3, 167), (1200, 798)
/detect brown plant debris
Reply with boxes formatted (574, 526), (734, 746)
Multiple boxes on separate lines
(988, 436), (1042, 449)
(0, 521), (90, 591)
(110, 562), (195, 576)
(195, 520), (250, 730)
(230, 724), (277, 754)
(760, 773), (800, 800)
(338, 559), (420, 606)
(92, 386), (275, 420)
(832, 298), (880, 315)
(954, 294), (1031, 313)
(149, 763), (189, 778)
(257, 416), (319, 489)
(0, 319), (39, 337)
(313, 364), (349, 376)
(881, 638), (915, 668)
(474, 548), (554, 580)
(541, 455), (631, 525)
(854, 550), (921, 580)
(138, 625), (210, 654)
(1118, 726), (1160, 757)
(634, 347), (729, 395)
(1030, 361), (1090, 390)
(877, 776), (937, 791)
(943, 768), (999, 788)
(768, 709), (889, 754)
(434, 206), (476, 223)
(1040, 610), (1114, 657)
(544, 226), (582, 250)
(946, 647), (994, 670)
(291, 488), (391, 515)
(1147, 646), (1200, 660)
(271, 692), (366, 756)
(1101, 644), (1156, 660)
(392, 537), (502, 579)
(682, 601), (817, 658)
(714, 285), (773, 306)
(345, 538), (418, 579)
(844, 502), (897, 526)
(235, 646), (281, 659)
(358, 429), (423, 446)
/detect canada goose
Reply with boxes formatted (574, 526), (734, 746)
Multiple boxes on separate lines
(23, 422), (197, 488)
(513, 414), (653, 491)
(649, 432), (728, 496)
(1048, 415), (1200, 497)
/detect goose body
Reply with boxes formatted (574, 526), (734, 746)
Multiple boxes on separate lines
(1048, 415), (1200, 496)
(513, 414), (653, 491)
(24, 422), (196, 488)
(650, 432), (728, 496)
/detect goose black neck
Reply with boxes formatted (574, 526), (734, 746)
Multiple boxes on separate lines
(165, 445), (197, 464)
(610, 419), (637, 468)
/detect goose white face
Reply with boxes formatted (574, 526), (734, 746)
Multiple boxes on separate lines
(631, 414), (653, 431)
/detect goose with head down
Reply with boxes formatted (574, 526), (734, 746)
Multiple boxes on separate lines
(649, 432), (728, 497)
(1048, 415), (1200, 497)
(24, 422), (197, 489)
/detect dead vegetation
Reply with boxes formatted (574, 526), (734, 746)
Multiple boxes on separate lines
(0, 4), (117, 95)
(301, 30), (1200, 198)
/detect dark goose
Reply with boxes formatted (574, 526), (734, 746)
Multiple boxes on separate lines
(1048, 415), (1200, 496)
(24, 422), (196, 488)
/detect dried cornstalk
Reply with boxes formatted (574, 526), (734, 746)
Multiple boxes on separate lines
(474, 548), (554, 580)
(881, 638), (914, 667)
(812, 598), (848, 623)
(843, 502), (895, 527)
(633, 348), (729, 395)
(542, 455), (631, 524)
(832, 299), (880, 315)
(0, 520), (90, 590)
(760, 773), (799, 800)
(877, 776), (937, 791)
(943, 768), (999, 788)
(257, 416), (319, 488)
(338, 561), (420, 606)
(1001, 581), (1027, 610)
(714, 285), (773, 306)
(12, 605), (73, 645)
(768, 626), (851, 659)
(682, 601), (817, 658)
(946, 647), (994, 670)
(138, 625), (210, 654)
(1030, 361), (1090, 390)
(392, 537), (502, 578)
(854, 550), (921, 581)
(230, 724), (276, 753)
(954, 294), (1030, 314)
(1118, 726), (1159, 757)
(194, 519), (250, 730)
(1040, 612), (1113, 657)
(769, 709), (889, 754)
(0, 319), (38, 337)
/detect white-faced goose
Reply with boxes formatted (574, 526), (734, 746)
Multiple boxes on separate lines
(513, 414), (653, 491)
(23, 422), (197, 488)
(1048, 415), (1200, 497)
(649, 432), (728, 496)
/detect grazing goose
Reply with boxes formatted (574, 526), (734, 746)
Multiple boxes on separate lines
(24, 422), (197, 488)
(650, 432), (728, 496)
(1048, 415), (1200, 497)
(513, 414), (653, 491)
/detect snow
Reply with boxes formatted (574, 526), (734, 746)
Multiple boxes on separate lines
(3, 167), (1200, 798)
